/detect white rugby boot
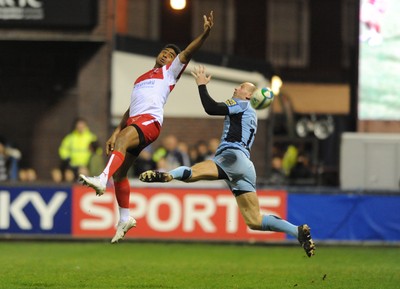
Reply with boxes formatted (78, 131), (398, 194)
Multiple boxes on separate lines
(111, 216), (137, 244)
(79, 174), (106, 196)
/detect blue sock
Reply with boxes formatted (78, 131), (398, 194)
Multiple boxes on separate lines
(169, 166), (192, 181)
(261, 215), (298, 237)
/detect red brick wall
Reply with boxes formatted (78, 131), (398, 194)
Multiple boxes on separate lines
(0, 1), (114, 180)
(358, 121), (400, 133)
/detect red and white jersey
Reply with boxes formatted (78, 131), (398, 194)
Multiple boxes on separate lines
(129, 55), (187, 125)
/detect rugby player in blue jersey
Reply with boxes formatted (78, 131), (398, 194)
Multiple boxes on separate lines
(140, 65), (315, 257)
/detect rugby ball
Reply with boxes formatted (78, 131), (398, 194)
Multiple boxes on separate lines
(250, 87), (274, 110)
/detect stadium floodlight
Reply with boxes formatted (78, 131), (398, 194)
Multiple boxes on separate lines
(271, 75), (282, 96)
(170, 0), (186, 10)
(295, 114), (335, 140)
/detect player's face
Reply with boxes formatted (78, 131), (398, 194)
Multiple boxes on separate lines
(233, 82), (255, 100)
(155, 48), (177, 67)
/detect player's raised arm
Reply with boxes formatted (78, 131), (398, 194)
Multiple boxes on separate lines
(179, 11), (214, 64)
(191, 65), (228, 116)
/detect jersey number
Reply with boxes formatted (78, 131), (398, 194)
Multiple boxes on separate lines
(246, 128), (255, 147)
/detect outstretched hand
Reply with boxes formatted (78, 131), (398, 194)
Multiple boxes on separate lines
(191, 65), (211, 85)
(203, 11), (214, 32)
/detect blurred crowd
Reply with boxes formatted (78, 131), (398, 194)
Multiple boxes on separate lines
(1, 118), (315, 186)
(266, 143), (315, 186)
(0, 118), (221, 184)
(0, 118), (103, 184)
(130, 134), (220, 178)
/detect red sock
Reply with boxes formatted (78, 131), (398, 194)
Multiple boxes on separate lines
(114, 178), (131, 208)
(101, 151), (125, 181)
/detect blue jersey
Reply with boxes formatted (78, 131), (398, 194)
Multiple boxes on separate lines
(215, 98), (257, 159)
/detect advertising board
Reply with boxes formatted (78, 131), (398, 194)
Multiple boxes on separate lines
(0, 186), (71, 234)
(1, 185), (398, 242)
(72, 186), (288, 241)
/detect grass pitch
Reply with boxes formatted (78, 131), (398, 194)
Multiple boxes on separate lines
(0, 241), (399, 289)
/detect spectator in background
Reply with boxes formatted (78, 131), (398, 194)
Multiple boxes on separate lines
(267, 156), (287, 186)
(0, 136), (22, 182)
(155, 157), (168, 172)
(194, 140), (209, 163)
(51, 166), (75, 183)
(152, 135), (187, 171)
(0, 139), (10, 181)
(19, 168), (37, 182)
(87, 141), (105, 177)
(188, 145), (199, 165)
(177, 141), (191, 167)
(132, 146), (156, 177)
(207, 137), (220, 159)
(53, 118), (97, 182)
(282, 144), (298, 177)
(289, 152), (314, 185)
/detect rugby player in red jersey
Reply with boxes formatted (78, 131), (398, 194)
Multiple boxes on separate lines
(80, 11), (214, 243)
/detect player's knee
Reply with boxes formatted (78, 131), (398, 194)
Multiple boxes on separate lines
(245, 219), (262, 231)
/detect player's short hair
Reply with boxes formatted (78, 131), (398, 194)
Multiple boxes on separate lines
(163, 44), (181, 56)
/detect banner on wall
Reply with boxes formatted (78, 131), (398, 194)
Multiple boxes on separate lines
(0, 186), (71, 234)
(72, 186), (288, 241)
(287, 193), (400, 241)
(1, 185), (399, 242)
